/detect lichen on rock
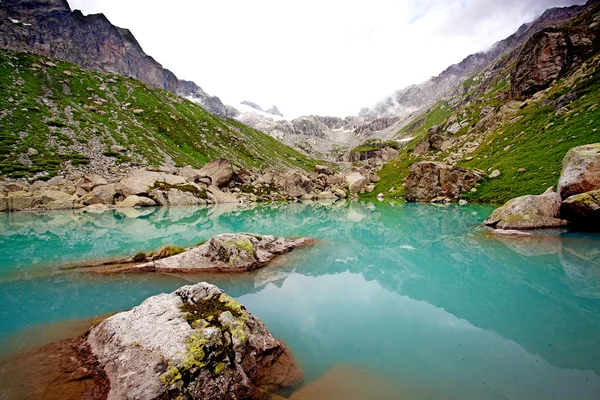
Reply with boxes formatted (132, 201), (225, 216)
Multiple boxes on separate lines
(88, 282), (303, 400)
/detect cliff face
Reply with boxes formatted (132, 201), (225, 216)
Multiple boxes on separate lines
(0, 0), (227, 115)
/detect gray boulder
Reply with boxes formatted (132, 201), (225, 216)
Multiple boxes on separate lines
(116, 195), (156, 208)
(136, 233), (314, 273)
(84, 183), (117, 205)
(87, 282), (303, 400)
(284, 171), (312, 198)
(484, 190), (568, 229)
(116, 170), (187, 198)
(558, 143), (600, 199)
(197, 158), (234, 188)
(345, 172), (368, 194)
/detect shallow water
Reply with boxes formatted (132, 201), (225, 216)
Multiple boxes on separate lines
(1, 200), (600, 399)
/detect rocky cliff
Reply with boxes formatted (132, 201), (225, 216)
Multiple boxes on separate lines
(0, 0), (227, 115)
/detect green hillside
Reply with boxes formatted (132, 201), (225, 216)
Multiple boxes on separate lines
(364, 11), (600, 204)
(0, 50), (316, 179)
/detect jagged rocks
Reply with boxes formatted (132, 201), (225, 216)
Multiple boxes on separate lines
(557, 143), (600, 199)
(87, 282), (303, 400)
(484, 190), (568, 229)
(404, 162), (481, 202)
(136, 233), (315, 273)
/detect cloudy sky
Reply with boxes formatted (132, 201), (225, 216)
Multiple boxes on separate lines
(68, 0), (584, 118)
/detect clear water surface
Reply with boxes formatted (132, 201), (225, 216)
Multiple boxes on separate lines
(1, 200), (599, 399)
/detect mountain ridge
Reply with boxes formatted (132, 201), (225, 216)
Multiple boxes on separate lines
(0, 0), (231, 116)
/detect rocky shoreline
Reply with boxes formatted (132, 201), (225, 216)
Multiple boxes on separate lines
(0, 158), (383, 213)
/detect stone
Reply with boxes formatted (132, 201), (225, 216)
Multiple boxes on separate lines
(84, 183), (117, 205)
(518, 168), (527, 173)
(412, 140), (431, 156)
(557, 143), (600, 199)
(197, 158), (234, 188)
(76, 173), (108, 192)
(82, 203), (111, 214)
(364, 184), (375, 193)
(489, 169), (501, 179)
(116, 170), (187, 197)
(333, 189), (347, 199)
(345, 172), (368, 194)
(404, 162), (481, 202)
(5, 183), (23, 192)
(117, 195), (156, 208)
(87, 282), (303, 400)
(317, 191), (334, 200)
(30, 180), (48, 191)
(377, 193), (384, 200)
(151, 188), (207, 206)
(284, 171), (312, 198)
(137, 233), (315, 273)
(459, 199), (468, 205)
(561, 189), (600, 230)
(110, 144), (126, 153)
(315, 165), (333, 175)
(27, 147), (38, 156)
(207, 186), (239, 204)
(483, 191), (568, 230)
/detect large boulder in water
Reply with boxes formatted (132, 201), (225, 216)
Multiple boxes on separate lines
(87, 282), (303, 400)
(404, 162), (480, 202)
(561, 189), (600, 230)
(558, 144), (600, 199)
(484, 189), (568, 230)
(136, 233), (315, 272)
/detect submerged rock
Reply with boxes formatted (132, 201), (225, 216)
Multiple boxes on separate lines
(484, 190), (568, 230)
(136, 233), (315, 272)
(87, 282), (303, 400)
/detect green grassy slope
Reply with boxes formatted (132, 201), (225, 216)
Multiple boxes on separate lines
(0, 50), (316, 179)
(364, 35), (600, 204)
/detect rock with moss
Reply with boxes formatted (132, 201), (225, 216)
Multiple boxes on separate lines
(87, 282), (303, 400)
(404, 162), (481, 202)
(558, 143), (600, 199)
(484, 189), (568, 230)
(136, 233), (315, 272)
(561, 189), (600, 230)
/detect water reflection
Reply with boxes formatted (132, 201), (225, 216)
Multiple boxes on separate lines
(1, 201), (600, 398)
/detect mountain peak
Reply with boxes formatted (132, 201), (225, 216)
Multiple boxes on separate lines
(240, 101), (263, 112)
(266, 105), (283, 117)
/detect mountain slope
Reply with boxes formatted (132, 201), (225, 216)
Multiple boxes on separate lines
(0, 0), (230, 116)
(0, 50), (316, 179)
(366, 0), (600, 203)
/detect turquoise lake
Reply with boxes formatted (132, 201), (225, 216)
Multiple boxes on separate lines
(1, 200), (600, 399)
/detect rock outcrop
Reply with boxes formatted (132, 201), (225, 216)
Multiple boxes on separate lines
(484, 189), (568, 229)
(511, 26), (597, 97)
(404, 162), (481, 202)
(88, 282), (303, 399)
(557, 144), (600, 199)
(136, 233), (315, 273)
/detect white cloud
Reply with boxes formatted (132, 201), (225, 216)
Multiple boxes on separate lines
(67, 0), (585, 118)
